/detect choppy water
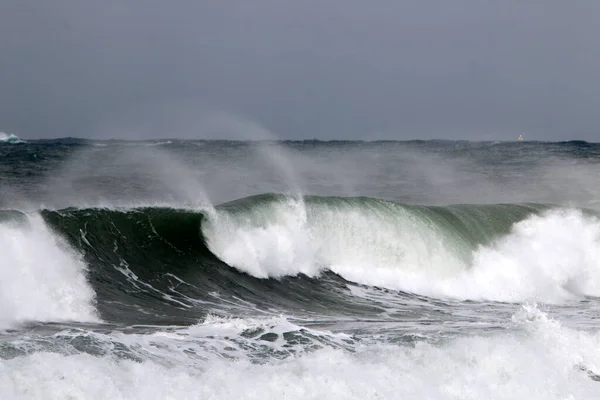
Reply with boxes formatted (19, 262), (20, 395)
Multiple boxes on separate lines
(2, 137), (600, 399)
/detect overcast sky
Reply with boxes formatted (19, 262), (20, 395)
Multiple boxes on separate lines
(1, 0), (599, 140)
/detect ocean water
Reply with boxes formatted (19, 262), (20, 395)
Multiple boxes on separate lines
(2, 138), (600, 399)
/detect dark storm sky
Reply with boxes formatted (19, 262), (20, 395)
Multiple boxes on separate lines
(1, 0), (599, 140)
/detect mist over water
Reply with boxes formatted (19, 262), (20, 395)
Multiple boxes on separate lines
(2, 138), (600, 398)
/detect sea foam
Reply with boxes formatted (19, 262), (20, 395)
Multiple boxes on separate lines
(1, 306), (598, 399)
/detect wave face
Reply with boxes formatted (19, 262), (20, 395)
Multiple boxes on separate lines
(39, 207), (224, 325)
(37, 204), (367, 326)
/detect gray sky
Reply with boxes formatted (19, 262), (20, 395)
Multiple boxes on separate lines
(1, 0), (599, 140)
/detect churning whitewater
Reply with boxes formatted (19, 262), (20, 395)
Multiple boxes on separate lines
(2, 139), (600, 399)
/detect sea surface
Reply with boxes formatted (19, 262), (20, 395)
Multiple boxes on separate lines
(2, 137), (600, 399)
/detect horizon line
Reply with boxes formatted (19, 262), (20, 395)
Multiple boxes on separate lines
(3, 136), (596, 144)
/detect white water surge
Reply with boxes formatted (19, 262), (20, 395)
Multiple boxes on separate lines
(0, 214), (99, 328)
(1, 306), (599, 399)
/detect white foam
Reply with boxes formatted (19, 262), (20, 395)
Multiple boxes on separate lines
(1, 306), (599, 399)
(0, 214), (99, 328)
(338, 209), (600, 303)
(448, 209), (600, 302)
(182, 314), (353, 349)
(205, 200), (600, 303)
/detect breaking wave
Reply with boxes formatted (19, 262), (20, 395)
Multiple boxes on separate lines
(3, 193), (600, 329)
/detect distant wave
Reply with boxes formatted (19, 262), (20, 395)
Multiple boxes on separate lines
(0, 132), (23, 143)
